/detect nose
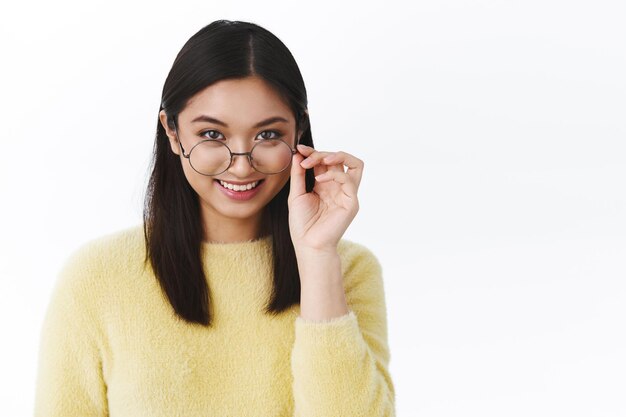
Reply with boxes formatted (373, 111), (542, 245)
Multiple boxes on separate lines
(227, 148), (256, 177)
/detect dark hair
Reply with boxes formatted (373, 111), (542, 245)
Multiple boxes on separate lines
(142, 20), (314, 326)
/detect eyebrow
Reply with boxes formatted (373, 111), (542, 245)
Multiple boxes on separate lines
(190, 115), (289, 128)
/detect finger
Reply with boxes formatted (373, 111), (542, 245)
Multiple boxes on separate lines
(314, 170), (358, 200)
(295, 144), (328, 180)
(289, 150), (307, 202)
(320, 151), (364, 188)
(310, 153), (343, 178)
(296, 143), (315, 155)
(297, 144), (334, 169)
(313, 161), (329, 180)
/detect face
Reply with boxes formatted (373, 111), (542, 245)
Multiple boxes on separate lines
(159, 76), (304, 239)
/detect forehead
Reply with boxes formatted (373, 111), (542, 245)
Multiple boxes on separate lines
(181, 76), (293, 126)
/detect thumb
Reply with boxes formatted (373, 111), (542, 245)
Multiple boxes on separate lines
(289, 150), (307, 202)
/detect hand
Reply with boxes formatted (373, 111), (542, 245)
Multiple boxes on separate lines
(288, 144), (364, 252)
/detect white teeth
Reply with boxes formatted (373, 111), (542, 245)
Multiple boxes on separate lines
(219, 180), (260, 191)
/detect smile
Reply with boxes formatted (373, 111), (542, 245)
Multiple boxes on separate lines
(217, 179), (263, 191)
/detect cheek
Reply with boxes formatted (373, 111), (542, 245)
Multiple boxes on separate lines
(180, 160), (209, 192)
(251, 173), (290, 203)
(270, 171), (291, 191)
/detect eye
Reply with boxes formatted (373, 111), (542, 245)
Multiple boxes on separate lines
(200, 129), (283, 141)
(200, 129), (224, 140)
(257, 130), (283, 140)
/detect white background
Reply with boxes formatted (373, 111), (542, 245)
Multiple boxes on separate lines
(1, 0), (625, 416)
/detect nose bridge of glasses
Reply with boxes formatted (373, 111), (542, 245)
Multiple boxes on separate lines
(222, 136), (255, 155)
(227, 147), (256, 174)
(226, 140), (254, 167)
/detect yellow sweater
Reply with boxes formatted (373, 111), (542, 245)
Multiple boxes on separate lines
(34, 224), (395, 416)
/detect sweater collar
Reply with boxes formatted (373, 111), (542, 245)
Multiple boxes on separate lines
(200, 234), (272, 253)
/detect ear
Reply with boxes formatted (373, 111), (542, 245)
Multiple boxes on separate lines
(159, 110), (181, 156)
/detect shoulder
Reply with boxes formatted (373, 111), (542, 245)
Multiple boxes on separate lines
(336, 238), (384, 292)
(62, 223), (144, 270)
(41, 226), (143, 348)
(337, 238), (382, 271)
(55, 223), (145, 296)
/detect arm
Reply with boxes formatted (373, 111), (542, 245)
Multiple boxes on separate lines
(34, 248), (109, 417)
(290, 243), (396, 417)
(296, 249), (349, 322)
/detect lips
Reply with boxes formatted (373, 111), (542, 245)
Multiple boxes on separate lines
(214, 178), (265, 201)
(215, 179), (264, 185)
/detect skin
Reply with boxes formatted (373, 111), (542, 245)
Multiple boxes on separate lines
(159, 75), (365, 321)
(159, 76), (302, 244)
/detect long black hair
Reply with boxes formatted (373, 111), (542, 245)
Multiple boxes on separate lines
(143, 20), (314, 326)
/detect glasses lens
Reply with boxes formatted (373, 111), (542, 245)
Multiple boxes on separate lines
(188, 140), (231, 176)
(251, 139), (293, 174)
(188, 139), (294, 175)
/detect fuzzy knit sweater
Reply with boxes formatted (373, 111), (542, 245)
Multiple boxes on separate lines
(34, 224), (395, 417)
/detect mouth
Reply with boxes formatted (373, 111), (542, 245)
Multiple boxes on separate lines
(214, 178), (266, 201)
(214, 179), (265, 192)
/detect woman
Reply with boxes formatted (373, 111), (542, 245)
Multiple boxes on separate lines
(34, 19), (395, 416)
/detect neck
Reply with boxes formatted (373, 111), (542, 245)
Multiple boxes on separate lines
(201, 206), (270, 244)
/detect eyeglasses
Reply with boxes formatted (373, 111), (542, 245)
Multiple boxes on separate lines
(172, 118), (299, 176)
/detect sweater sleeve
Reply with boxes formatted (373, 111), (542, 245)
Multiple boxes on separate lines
(290, 243), (396, 417)
(34, 246), (109, 417)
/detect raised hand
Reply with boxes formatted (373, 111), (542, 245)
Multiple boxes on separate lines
(288, 144), (364, 253)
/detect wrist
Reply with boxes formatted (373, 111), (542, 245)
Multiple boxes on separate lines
(295, 249), (340, 268)
(295, 249), (343, 286)
(294, 244), (338, 258)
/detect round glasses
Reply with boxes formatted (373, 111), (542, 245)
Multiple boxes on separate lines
(172, 119), (298, 176)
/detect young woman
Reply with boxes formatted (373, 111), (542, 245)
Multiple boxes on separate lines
(34, 20), (395, 416)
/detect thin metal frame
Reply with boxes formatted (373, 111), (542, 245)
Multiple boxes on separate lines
(172, 118), (300, 177)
